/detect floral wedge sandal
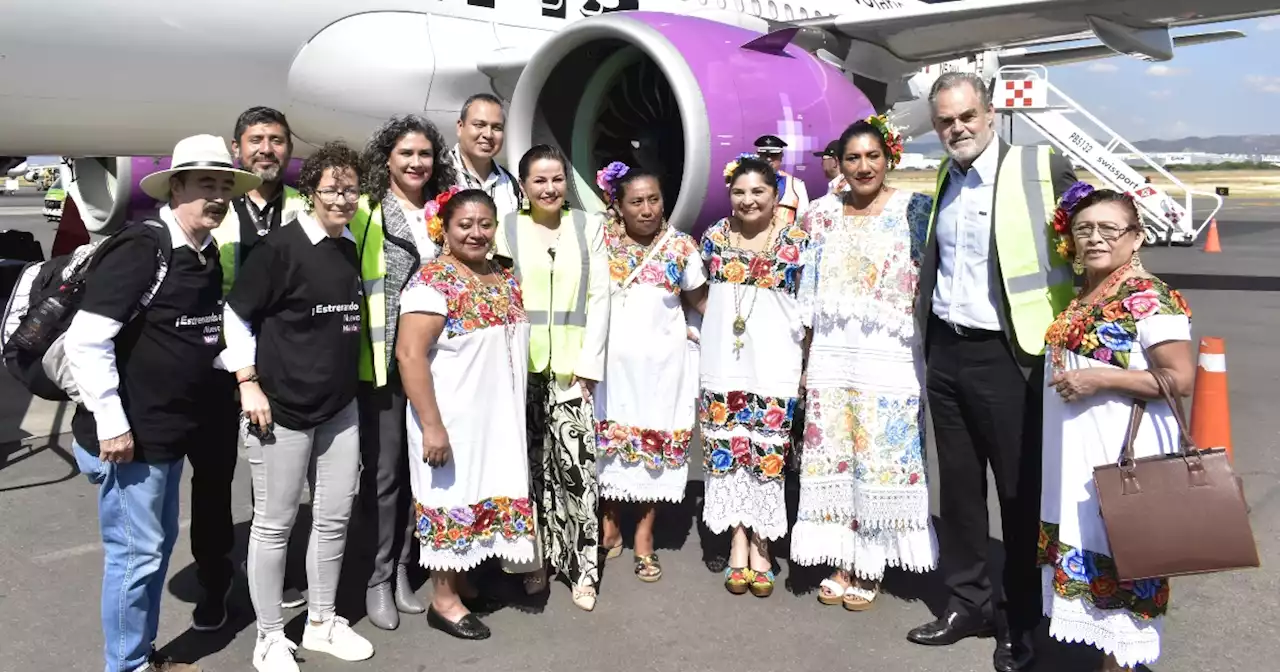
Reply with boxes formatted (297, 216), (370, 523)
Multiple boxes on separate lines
(724, 567), (752, 595)
(749, 569), (776, 598)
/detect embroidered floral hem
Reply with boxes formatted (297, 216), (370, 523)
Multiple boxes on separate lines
(1037, 521), (1169, 620)
(699, 389), (796, 439)
(414, 496), (536, 556)
(702, 435), (787, 482)
(595, 420), (691, 470)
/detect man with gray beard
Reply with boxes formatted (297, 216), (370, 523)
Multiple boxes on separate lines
(907, 72), (1076, 672)
(192, 107), (309, 632)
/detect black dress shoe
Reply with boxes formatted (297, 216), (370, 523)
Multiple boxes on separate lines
(993, 630), (1035, 671)
(427, 605), (491, 640)
(907, 612), (997, 646)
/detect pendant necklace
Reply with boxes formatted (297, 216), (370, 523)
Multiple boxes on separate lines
(729, 216), (777, 355)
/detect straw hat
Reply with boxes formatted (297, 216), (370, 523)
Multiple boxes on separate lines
(139, 134), (262, 201)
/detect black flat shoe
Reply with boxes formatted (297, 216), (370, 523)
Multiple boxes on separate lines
(906, 612), (996, 646)
(426, 605), (491, 640)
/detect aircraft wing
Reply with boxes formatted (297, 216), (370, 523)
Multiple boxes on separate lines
(999, 29), (1247, 67)
(797, 0), (1280, 63)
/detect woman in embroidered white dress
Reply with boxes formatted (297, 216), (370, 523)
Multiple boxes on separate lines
(700, 156), (809, 598)
(793, 118), (939, 611)
(396, 189), (536, 641)
(1039, 186), (1195, 671)
(592, 163), (707, 583)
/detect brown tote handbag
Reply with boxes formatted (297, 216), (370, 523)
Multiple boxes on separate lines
(1092, 367), (1260, 582)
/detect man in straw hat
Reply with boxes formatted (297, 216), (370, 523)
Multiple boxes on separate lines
(64, 134), (259, 672)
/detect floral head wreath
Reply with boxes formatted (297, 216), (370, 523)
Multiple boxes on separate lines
(595, 161), (631, 204)
(722, 152), (761, 185)
(865, 113), (905, 169)
(424, 185), (462, 247)
(1050, 180), (1096, 260)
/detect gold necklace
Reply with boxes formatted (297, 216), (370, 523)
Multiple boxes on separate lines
(728, 216), (777, 355)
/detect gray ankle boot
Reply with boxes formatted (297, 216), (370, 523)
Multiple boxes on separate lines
(365, 581), (399, 630)
(394, 564), (426, 614)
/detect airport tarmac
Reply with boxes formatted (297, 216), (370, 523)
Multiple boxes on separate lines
(1, 191), (1277, 672)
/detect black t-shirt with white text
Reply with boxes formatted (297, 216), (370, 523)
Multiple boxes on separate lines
(72, 224), (235, 462)
(226, 221), (362, 431)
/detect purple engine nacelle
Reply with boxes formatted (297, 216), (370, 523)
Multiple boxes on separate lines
(506, 11), (874, 237)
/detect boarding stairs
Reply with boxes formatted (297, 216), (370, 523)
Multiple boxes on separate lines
(992, 65), (1223, 246)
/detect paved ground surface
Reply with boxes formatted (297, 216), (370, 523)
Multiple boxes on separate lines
(1, 190), (1277, 672)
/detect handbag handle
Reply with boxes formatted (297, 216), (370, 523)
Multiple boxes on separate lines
(1119, 368), (1200, 468)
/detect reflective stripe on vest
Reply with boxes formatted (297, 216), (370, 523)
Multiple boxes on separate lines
(351, 196), (388, 387)
(501, 209), (591, 374)
(928, 146), (1071, 358)
(993, 145), (1073, 357)
(210, 185), (304, 295)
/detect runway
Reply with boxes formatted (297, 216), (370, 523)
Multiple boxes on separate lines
(1, 191), (1277, 672)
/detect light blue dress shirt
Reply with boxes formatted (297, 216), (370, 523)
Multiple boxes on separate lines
(930, 140), (1002, 331)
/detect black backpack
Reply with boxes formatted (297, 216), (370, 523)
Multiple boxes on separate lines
(0, 220), (172, 401)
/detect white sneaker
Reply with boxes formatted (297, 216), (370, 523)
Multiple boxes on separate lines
(302, 616), (374, 662)
(252, 632), (299, 672)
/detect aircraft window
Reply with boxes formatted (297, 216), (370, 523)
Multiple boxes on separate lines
(800, 7), (808, 18)
(784, 4), (793, 20)
(736, 0), (745, 11)
(719, 0), (727, 8)
(768, 1), (778, 19)
(751, 0), (762, 16)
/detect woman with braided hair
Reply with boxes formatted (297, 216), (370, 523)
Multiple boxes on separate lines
(592, 162), (707, 584)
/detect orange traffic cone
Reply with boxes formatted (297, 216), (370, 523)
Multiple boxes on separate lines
(1202, 218), (1221, 253)
(1190, 337), (1232, 461)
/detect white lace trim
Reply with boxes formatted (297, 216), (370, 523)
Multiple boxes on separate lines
(598, 455), (688, 503)
(789, 520), (937, 578)
(1041, 566), (1163, 667)
(418, 536), (536, 573)
(812, 300), (917, 340)
(797, 478), (931, 528)
(702, 469), (788, 540)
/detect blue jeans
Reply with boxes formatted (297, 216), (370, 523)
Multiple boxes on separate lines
(75, 443), (184, 672)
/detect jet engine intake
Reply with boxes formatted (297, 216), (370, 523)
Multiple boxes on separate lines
(506, 11), (875, 236)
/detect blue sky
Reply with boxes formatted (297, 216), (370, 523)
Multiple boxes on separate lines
(1043, 16), (1280, 140)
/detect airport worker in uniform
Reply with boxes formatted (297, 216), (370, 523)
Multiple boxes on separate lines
(812, 139), (844, 194)
(446, 93), (523, 222)
(906, 72), (1077, 672)
(192, 106), (309, 633)
(66, 134), (260, 672)
(754, 134), (810, 224)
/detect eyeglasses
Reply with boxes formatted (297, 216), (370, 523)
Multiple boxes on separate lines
(315, 188), (361, 203)
(1070, 222), (1135, 240)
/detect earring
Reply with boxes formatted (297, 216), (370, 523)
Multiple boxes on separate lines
(442, 240), (451, 256)
(519, 193), (530, 212)
(1131, 251), (1144, 272)
(1072, 250), (1085, 276)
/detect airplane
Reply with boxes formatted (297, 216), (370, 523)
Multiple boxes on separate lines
(0, 0), (1274, 238)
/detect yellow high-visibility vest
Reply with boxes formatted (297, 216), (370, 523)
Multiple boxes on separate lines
(927, 145), (1073, 358)
(210, 185), (304, 295)
(348, 195), (390, 386)
(495, 209), (591, 375)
